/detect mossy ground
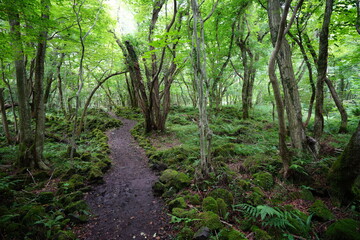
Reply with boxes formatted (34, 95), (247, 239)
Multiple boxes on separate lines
(0, 109), (121, 239)
(126, 105), (359, 240)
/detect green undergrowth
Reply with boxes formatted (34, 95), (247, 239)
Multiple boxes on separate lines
(127, 105), (359, 240)
(0, 108), (121, 239)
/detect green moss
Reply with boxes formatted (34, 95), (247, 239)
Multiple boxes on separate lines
(188, 193), (201, 205)
(300, 189), (315, 201)
(159, 169), (191, 191)
(253, 172), (274, 190)
(216, 198), (228, 218)
(251, 226), (272, 240)
(202, 197), (218, 213)
(177, 226), (194, 240)
(152, 181), (165, 196)
(168, 197), (187, 210)
(64, 200), (88, 214)
(209, 188), (234, 205)
(37, 191), (54, 204)
(247, 187), (265, 205)
(219, 228), (247, 240)
(88, 167), (103, 183)
(22, 205), (46, 225)
(68, 174), (85, 190)
(324, 218), (360, 240)
(54, 230), (76, 240)
(309, 200), (334, 221)
(199, 211), (223, 230)
(172, 208), (197, 219)
(237, 179), (251, 191)
(59, 191), (84, 206)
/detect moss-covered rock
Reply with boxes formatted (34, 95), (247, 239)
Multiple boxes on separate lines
(68, 174), (85, 190)
(199, 211), (223, 230)
(219, 228), (247, 240)
(59, 191), (84, 206)
(188, 193), (201, 205)
(168, 197), (187, 211)
(202, 197), (218, 213)
(247, 187), (265, 205)
(237, 179), (251, 191)
(152, 181), (165, 196)
(324, 218), (360, 240)
(53, 230), (76, 240)
(177, 226), (195, 240)
(216, 198), (228, 218)
(172, 208), (198, 219)
(300, 189), (315, 201)
(159, 169), (191, 191)
(253, 172), (274, 190)
(209, 188), (233, 205)
(309, 200), (334, 221)
(37, 191), (54, 204)
(88, 167), (103, 183)
(251, 226), (272, 240)
(64, 200), (88, 214)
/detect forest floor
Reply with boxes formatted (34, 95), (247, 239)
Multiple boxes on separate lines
(76, 115), (172, 240)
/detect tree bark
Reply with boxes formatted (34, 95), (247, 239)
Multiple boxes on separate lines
(268, 0), (307, 151)
(314, 0), (333, 139)
(0, 88), (12, 144)
(328, 121), (360, 205)
(191, 0), (213, 178)
(56, 52), (67, 117)
(8, 9), (34, 167)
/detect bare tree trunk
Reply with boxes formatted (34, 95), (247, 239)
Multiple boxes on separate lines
(191, 0), (213, 178)
(57, 52), (67, 117)
(268, 0), (306, 151)
(8, 10), (34, 167)
(325, 77), (348, 133)
(314, 0), (333, 139)
(0, 88), (12, 144)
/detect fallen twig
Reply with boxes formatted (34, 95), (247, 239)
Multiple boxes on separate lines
(27, 168), (36, 184)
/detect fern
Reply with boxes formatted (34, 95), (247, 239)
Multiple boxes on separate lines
(233, 204), (294, 229)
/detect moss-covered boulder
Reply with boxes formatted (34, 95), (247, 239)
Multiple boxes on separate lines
(68, 174), (85, 190)
(251, 226), (272, 240)
(37, 191), (55, 204)
(309, 200), (334, 221)
(202, 197), (218, 213)
(216, 198), (228, 218)
(88, 167), (103, 183)
(152, 181), (165, 196)
(253, 172), (274, 190)
(168, 197), (187, 211)
(300, 188), (315, 201)
(64, 200), (88, 214)
(159, 169), (191, 191)
(177, 226), (195, 240)
(53, 230), (76, 240)
(172, 208), (198, 219)
(199, 211), (223, 230)
(209, 188), (233, 205)
(247, 187), (265, 205)
(219, 228), (247, 240)
(237, 179), (251, 191)
(324, 218), (360, 240)
(59, 191), (84, 206)
(188, 193), (201, 205)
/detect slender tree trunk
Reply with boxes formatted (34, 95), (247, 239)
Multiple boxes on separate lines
(0, 88), (12, 144)
(191, 0), (213, 178)
(314, 0), (333, 139)
(57, 52), (66, 117)
(268, 0), (306, 151)
(325, 77), (347, 133)
(8, 10), (34, 167)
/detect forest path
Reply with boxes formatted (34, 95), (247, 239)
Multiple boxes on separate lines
(77, 115), (171, 239)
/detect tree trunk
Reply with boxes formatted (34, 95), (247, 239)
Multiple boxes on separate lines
(268, 0), (307, 151)
(57, 52), (67, 117)
(0, 88), (12, 144)
(325, 77), (348, 133)
(191, 0), (213, 178)
(8, 10), (34, 167)
(328, 121), (360, 205)
(314, 0), (333, 139)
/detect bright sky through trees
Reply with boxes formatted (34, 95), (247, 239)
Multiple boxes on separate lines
(106, 0), (137, 34)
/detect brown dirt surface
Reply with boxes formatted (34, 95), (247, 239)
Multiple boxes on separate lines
(76, 116), (172, 240)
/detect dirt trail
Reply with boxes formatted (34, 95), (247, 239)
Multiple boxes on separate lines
(78, 116), (171, 240)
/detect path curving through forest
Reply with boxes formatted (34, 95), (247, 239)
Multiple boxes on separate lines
(78, 115), (171, 240)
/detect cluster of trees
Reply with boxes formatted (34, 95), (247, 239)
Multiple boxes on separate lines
(0, 0), (359, 188)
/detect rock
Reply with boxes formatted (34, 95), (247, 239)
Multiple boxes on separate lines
(253, 172), (274, 190)
(202, 197), (218, 213)
(216, 198), (227, 218)
(37, 191), (54, 204)
(188, 194), (201, 205)
(300, 188), (315, 201)
(209, 188), (233, 205)
(168, 197), (187, 210)
(251, 226), (272, 240)
(324, 218), (360, 240)
(199, 211), (223, 230)
(88, 167), (104, 183)
(218, 228), (247, 240)
(152, 181), (165, 196)
(159, 169), (191, 191)
(309, 200), (334, 221)
(177, 226), (194, 240)
(193, 227), (211, 240)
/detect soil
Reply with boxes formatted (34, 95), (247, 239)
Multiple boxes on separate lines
(77, 116), (172, 240)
